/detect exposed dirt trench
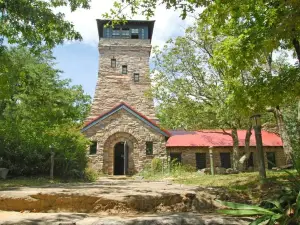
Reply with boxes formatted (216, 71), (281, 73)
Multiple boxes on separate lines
(0, 192), (207, 213)
(0, 179), (220, 214)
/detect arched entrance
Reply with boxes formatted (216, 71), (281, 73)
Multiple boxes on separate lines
(114, 142), (129, 175)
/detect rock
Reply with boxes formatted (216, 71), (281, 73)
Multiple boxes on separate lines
(0, 168), (9, 179)
(215, 167), (226, 175)
(226, 168), (239, 174)
(58, 223), (76, 225)
(198, 168), (211, 175)
(135, 176), (144, 180)
(280, 164), (293, 169)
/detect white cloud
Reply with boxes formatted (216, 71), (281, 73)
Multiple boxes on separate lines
(56, 0), (195, 48)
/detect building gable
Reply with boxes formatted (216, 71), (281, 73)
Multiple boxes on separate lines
(82, 102), (170, 137)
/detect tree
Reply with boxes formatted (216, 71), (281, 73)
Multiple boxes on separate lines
(151, 30), (255, 170)
(0, 0), (90, 49)
(106, 0), (300, 62)
(0, 47), (91, 177)
(107, 0), (300, 160)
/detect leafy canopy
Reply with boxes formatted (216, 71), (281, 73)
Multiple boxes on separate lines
(0, 47), (91, 177)
(0, 0), (90, 49)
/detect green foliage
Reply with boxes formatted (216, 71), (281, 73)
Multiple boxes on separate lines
(217, 163), (300, 224)
(83, 167), (98, 182)
(0, 0), (90, 49)
(151, 158), (163, 173)
(139, 158), (195, 179)
(106, 0), (300, 61)
(0, 47), (91, 178)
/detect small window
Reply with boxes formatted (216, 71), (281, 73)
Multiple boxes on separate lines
(112, 27), (121, 38)
(220, 152), (231, 168)
(267, 152), (276, 169)
(131, 29), (139, 39)
(131, 28), (139, 34)
(122, 65), (127, 74)
(89, 141), (97, 155)
(196, 153), (206, 169)
(111, 59), (116, 68)
(134, 73), (139, 82)
(170, 153), (182, 163)
(141, 28), (145, 39)
(146, 142), (153, 155)
(121, 27), (130, 38)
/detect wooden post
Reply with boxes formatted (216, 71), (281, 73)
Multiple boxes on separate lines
(253, 125), (267, 180)
(162, 158), (164, 175)
(209, 146), (215, 175)
(50, 150), (55, 180)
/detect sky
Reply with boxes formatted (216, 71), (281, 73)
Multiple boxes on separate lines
(52, 0), (195, 98)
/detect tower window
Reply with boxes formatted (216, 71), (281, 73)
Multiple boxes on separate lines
(141, 28), (145, 39)
(121, 27), (130, 38)
(111, 59), (116, 68)
(89, 141), (97, 155)
(134, 73), (139, 82)
(122, 65), (127, 74)
(131, 28), (139, 39)
(146, 142), (153, 155)
(112, 27), (121, 38)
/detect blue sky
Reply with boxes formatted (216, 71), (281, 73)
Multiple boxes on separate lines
(52, 0), (195, 98)
(53, 43), (98, 97)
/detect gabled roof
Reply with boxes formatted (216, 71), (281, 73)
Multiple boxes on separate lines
(82, 102), (170, 137)
(167, 130), (283, 147)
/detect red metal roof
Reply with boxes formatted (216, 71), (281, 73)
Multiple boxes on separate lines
(167, 130), (283, 147)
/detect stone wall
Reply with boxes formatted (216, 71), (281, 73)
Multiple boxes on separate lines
(167, 146), (287, 170)
(83, 108), (166, 175)
(88, 38), (157, 122)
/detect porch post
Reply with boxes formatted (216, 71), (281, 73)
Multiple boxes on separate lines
(209, 146), (215, 175)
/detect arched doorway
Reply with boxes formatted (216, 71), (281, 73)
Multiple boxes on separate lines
(114, 142), (129, 175)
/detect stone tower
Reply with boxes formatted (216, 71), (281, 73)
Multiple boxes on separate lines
(87, 20), (157, 121)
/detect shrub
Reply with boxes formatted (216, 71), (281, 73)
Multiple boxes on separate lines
(84, 167), (98, 182)
(151, 158), (163, 173)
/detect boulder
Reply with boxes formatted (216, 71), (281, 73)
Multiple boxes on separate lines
(215, 167), (226, 175)
(280, 164), (293, 170)
(197, 168), (211, 175)
(0, 168), (9, 179)
(226, 168), (239, 174)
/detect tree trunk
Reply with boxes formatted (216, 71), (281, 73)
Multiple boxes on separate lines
(297, 100), (300, 155)
(50, 151), (55, 180)
(231, 128), (239, 170)
(292, 38), (300, 65)
(268, 106), (293, 161)
(239, 124), (252, 169)
(275, 106), (293, 161)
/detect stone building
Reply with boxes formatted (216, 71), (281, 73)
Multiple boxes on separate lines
(82, 19), (286, 175)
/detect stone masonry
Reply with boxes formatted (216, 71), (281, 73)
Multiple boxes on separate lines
(87, 39), (157, 122)
(167, 146), (286, 171)
(83, 108), (166, 175)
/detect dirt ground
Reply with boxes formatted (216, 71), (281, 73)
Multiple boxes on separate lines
(0, 177), (252, 224)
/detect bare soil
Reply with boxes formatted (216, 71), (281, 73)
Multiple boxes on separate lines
(0, 177), (252, 224)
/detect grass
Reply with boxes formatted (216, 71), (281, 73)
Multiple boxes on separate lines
(174, 170), (294, 188)
(138, 168), (297, 203)
(0, 176), (92, 189)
